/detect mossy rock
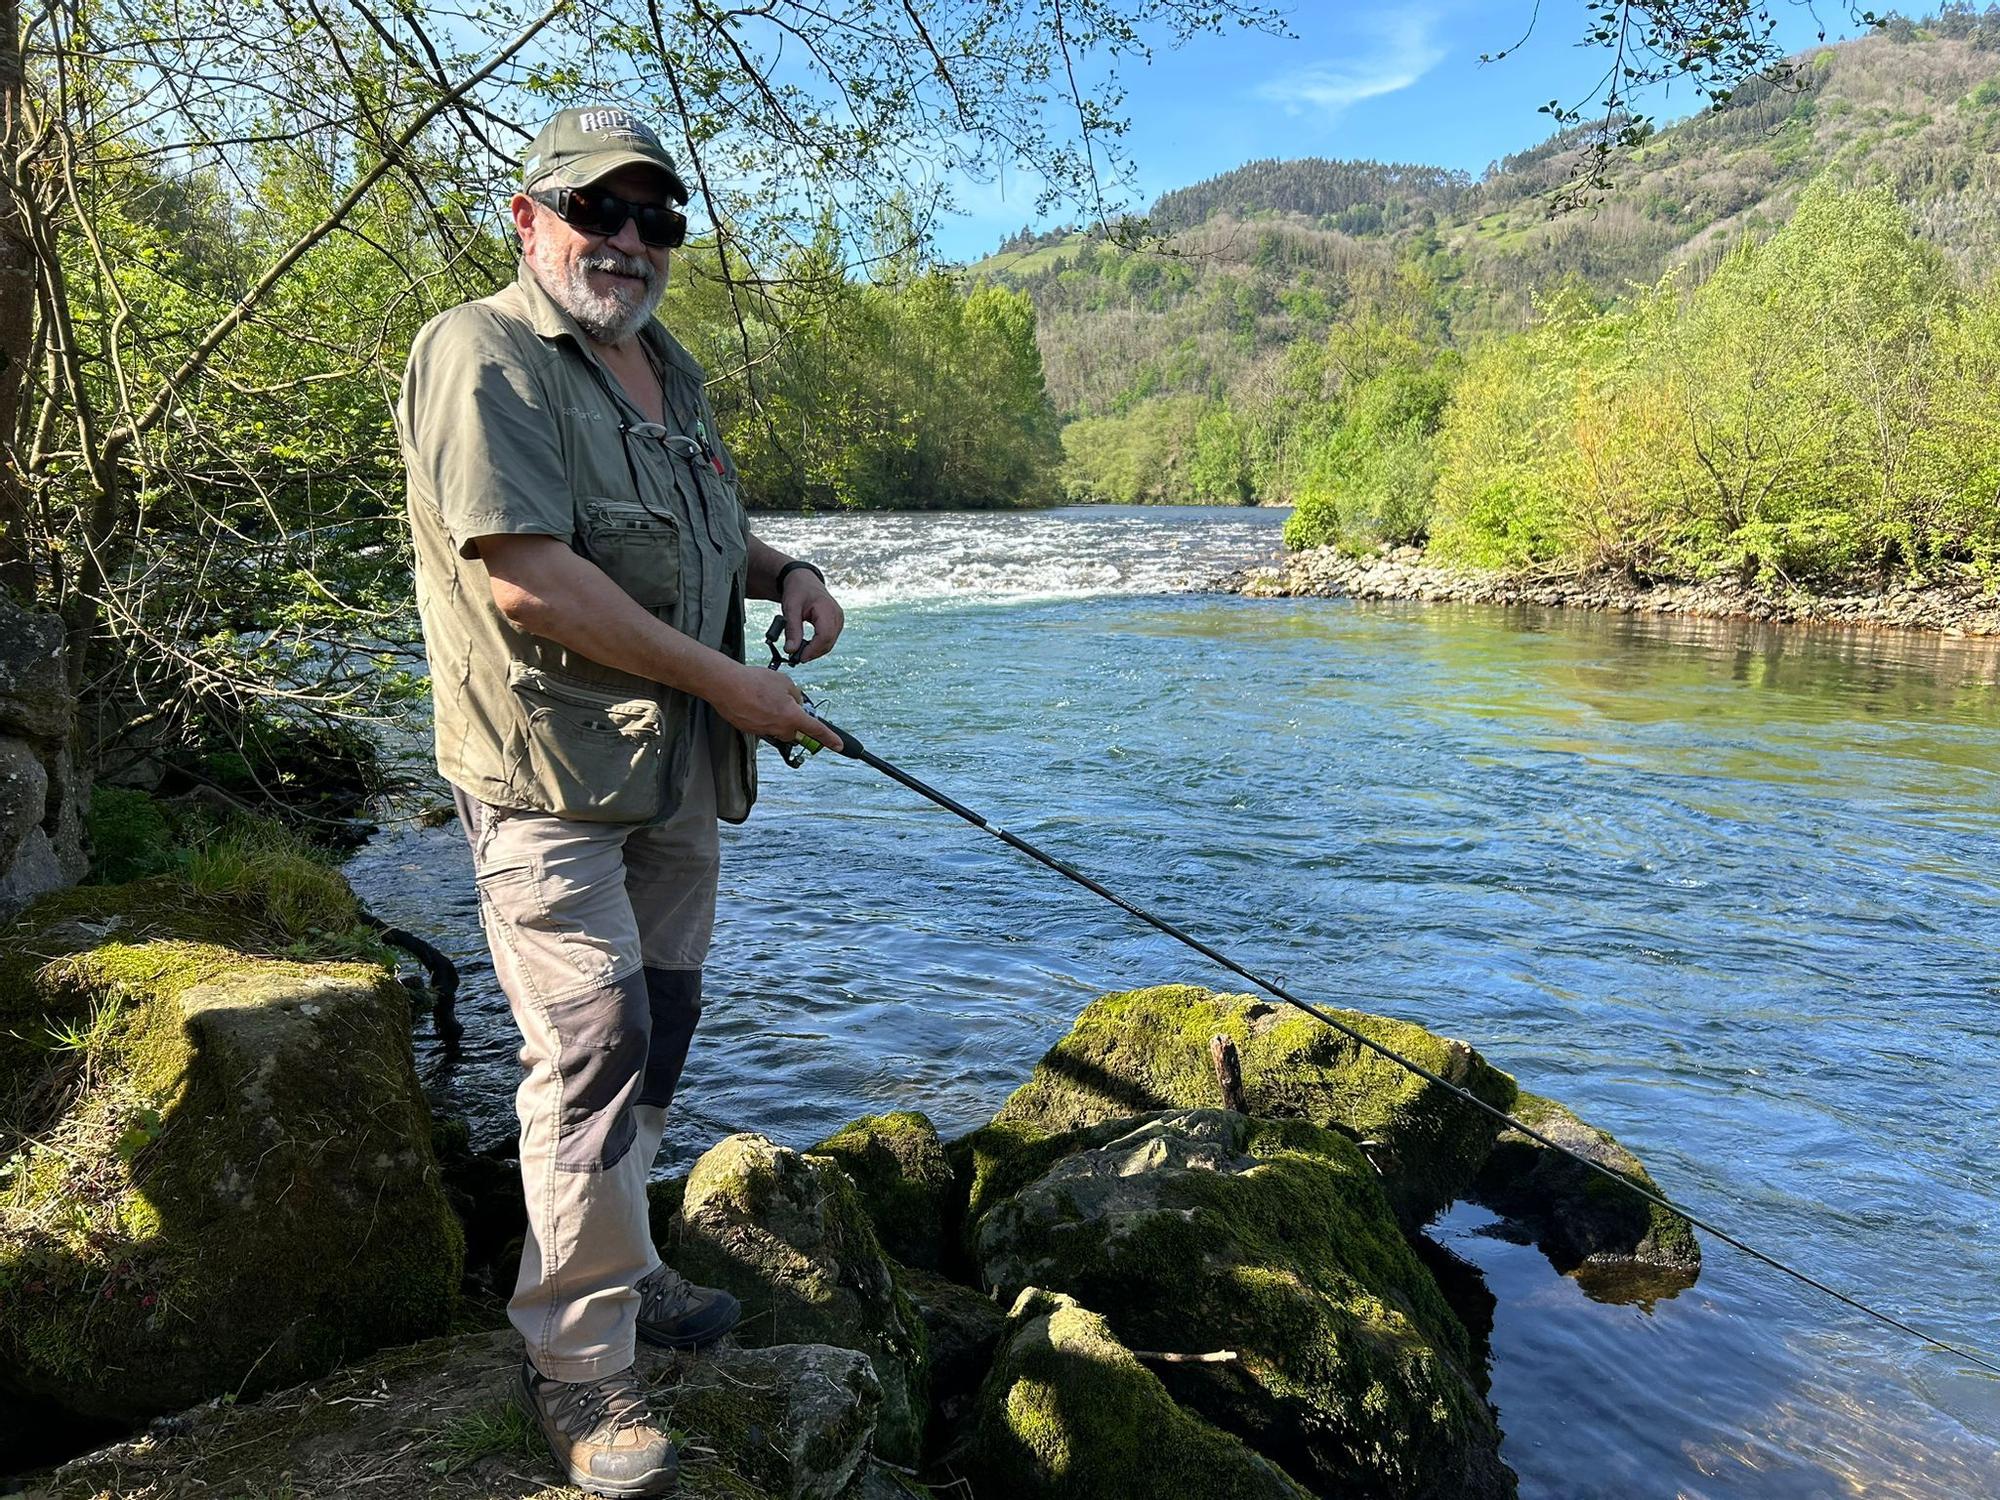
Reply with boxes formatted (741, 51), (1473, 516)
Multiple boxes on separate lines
(1469, 1091), (1700, 1298)
(950, 1113), (1156, 1260)
(809, 1111), (955, 1271)
(987, 985), (1517, 1224)
(970, 1286), (1310, 1500)
(975, 1109), (1514, 1500)
(0, 877), (460, 1422)
(665, 1133), (930, 1466)
(23, 1328), (882, 1499)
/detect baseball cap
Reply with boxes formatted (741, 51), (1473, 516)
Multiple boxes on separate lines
(521, 106), (689, 204)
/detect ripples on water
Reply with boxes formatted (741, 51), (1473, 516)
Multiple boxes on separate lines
(348, 505), (2000, 1498)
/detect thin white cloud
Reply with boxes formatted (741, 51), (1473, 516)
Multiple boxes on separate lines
(1257, 13), (1445, 118)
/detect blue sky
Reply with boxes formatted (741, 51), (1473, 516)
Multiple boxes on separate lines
(933, 0), (1874, 260)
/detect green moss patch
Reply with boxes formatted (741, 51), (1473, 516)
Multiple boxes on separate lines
(971, 1287), (1310, 1500)
(990, 985), (1518, 1223)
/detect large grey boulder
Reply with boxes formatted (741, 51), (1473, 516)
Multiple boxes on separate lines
(0, 603), (83, 919)
(0, 878), (463, 1422)
(0, 602), (70, 743)
(0, 824), (65, 914)
(665, 1133), (930, 1465)
(973, 1109), (1515, 1500)
(0, 737), (46, 851)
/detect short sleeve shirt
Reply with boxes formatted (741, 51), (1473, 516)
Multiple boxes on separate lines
(398, 261), (758, 824)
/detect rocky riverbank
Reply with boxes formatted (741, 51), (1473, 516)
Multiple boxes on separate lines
(7, 922), (1706, 1499)
(1228, 546), (2000, 636)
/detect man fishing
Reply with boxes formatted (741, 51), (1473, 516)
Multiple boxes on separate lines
(398, 105), (843, 1497)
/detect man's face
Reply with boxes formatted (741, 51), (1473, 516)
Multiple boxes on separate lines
(512, 166), (673, 347)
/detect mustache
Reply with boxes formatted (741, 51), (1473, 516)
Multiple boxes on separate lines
(578, 250), (655, 285)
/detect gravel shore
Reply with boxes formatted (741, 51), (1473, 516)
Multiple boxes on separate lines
(1225, 546), (2000, 636)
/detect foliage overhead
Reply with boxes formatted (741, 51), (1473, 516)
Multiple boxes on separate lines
(0, 0), (1280, 790)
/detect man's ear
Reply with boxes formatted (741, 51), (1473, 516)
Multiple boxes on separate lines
(508, 193), (538, 253)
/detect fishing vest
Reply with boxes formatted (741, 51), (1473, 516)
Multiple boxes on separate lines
(399, 261), (756, 825)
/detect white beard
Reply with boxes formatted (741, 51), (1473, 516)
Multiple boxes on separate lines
(533, 238), (665, 344)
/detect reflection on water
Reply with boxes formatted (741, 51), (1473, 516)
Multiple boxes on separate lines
(348, 509), (2000, 1498)
(1437, 1205), (2000, 1500)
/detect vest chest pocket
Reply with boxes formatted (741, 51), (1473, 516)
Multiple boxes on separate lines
(507, 662), (665, 823)
(582, 497), (681, 612)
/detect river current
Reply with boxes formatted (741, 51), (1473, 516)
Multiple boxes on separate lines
(347, 504), (2000, 1498)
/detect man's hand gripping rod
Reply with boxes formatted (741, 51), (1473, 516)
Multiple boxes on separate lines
(763, 614), (834, 767)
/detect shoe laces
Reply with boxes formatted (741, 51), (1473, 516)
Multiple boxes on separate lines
(549, 1365), (653, 1441)
(636, 1263), (696, 1320)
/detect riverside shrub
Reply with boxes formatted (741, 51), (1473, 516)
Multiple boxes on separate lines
(1430, 180), (2000, 583)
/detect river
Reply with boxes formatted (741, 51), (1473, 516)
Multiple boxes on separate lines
(347, 504), (2000, 1498)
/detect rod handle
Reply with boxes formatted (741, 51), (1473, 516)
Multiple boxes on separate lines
(813, 719), (865, 759)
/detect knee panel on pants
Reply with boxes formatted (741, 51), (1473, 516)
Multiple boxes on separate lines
(638, 967), (703, 1110)
(546, 969), (650, 1172)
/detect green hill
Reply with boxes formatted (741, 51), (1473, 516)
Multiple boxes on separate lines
(975, 25), (2000, 436)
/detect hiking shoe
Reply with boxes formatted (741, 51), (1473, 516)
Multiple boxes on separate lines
(517, 1359), (678, 1497)
(635, 1261), (741, 1350)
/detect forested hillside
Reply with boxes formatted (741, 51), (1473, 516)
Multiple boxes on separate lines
(977, 19), (2000, 544)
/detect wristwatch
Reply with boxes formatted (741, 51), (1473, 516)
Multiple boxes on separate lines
(775, 559), (825, 594)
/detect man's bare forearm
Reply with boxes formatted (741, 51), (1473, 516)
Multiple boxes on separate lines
(483, 536), (738, 696)
(476, 532), (839, 748)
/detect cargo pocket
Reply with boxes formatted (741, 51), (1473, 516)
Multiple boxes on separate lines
(508, 662), (664, 822)
(582, 496), (681, 611)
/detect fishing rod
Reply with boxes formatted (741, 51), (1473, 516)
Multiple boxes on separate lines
(762, 626), (1999, 1378)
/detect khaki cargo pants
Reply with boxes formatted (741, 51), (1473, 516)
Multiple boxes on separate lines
(454, 731), (718, 1381)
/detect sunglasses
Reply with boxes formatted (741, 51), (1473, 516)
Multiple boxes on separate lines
(532, 185), (687, 249)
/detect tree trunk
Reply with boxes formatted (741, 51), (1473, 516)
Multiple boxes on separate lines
(0, 0), (35, 601)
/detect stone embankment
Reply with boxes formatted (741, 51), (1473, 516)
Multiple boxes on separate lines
(1230, 546), (2000, 636)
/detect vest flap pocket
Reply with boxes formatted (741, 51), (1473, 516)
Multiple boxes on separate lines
(582, 496), (681, 612)
(507, 663), (664, 823)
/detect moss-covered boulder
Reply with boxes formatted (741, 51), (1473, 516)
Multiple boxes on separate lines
(0, 875), (462, 1422)
(985, 985), (1516, 1224)
(1470, 1091), (1700, 1297)
(810, 1111), (956, 1271)
(974, 1109), (1513, 1500)
(971, 1287), (1310, 1500)
(665, 1133), (930, 1465)
(22, 1328), (884, 1500)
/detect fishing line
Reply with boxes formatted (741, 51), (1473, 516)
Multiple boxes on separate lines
(803, 717), (2000, 1381)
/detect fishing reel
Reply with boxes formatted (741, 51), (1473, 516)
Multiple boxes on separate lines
(764, 613), (828, 768)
